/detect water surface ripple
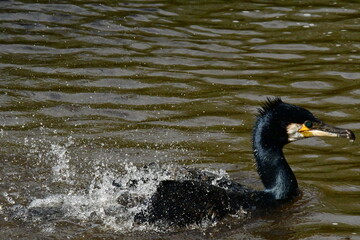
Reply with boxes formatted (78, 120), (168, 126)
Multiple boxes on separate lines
(0, 1), (359, 239)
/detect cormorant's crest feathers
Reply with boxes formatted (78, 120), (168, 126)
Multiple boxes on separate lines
(258, 97), (283, 116)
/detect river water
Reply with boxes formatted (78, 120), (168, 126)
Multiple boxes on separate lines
(0, 0), (359, 239)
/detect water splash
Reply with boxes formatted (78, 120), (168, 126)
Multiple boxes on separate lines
(50, 137), (74, 184)
(15, 130), (233, 232)
(26, 160), (231, 232)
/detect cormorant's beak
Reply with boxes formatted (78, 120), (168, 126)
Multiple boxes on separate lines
(299, 122), (356, 142)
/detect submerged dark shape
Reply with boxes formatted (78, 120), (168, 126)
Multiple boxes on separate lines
(133, 98), (355, 226)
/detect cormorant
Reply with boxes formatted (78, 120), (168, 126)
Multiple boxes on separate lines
(134, 98), (355, 226)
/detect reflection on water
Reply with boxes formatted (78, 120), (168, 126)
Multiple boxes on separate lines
(0, 0), (359, 239)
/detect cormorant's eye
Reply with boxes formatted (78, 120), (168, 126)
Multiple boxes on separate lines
(304, 120), (313, 128)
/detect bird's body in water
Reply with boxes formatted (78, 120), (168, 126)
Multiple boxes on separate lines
(131, 98), (355, 226)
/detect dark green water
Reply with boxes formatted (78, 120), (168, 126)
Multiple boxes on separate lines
(0, 0), (359, 239)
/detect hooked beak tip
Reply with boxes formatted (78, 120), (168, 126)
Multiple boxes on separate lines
(343, 129), (356, 142)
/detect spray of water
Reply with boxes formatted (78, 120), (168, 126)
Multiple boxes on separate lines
(50, 137), (74, 184)
(28, 159), (230, 232)
(7, 130), (232, 233)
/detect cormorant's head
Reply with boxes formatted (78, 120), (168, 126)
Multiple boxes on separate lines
(256, 98), (355, 145)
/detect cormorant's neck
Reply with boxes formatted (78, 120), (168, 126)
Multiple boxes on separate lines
(253, 119), (299, 201)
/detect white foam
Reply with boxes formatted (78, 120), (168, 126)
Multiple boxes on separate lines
(23, 131), (232, 232)
(28, 161), (230, 232)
